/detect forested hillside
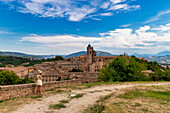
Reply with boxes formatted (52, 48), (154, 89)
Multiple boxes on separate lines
(0, 56), (64, 67)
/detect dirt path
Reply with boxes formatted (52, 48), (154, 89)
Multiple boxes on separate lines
(12, 82), (170, 113)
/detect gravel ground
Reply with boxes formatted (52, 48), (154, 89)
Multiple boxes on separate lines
(12, 82), (170, 113)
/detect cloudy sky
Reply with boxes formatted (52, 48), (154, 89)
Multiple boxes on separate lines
(0, 0), (170, 55)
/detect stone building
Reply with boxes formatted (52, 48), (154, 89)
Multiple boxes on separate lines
(31, 44), (144, 83)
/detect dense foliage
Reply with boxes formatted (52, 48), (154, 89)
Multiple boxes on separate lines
(0, 56), (64, 67)
(98, 56), (170, 82)
(0, 70), (35, 85)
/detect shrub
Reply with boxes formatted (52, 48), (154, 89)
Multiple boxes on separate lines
(0, 70), (35, 85)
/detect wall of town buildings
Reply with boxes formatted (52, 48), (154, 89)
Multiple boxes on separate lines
(0, 80), (82, 101)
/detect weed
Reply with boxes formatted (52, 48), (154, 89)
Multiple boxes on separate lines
(145, 90), (170, 102)
(141, 108), (148, 112)
(50, 90), (65, 94)
(45, 111), (54, 113)
(71, 93), (84, 98)
(45, 89), (55, 91)
(30, 95), (43, 99)
(59, 100), (69, 103)
(160, 102), (167, 105)
(117, 90), (144, 99)
(112, 101), (127, 105)
(84, 104), (105, 113)
(49, 103), (66, 109)
(117, 89), (170, 102)
(105, 89), (112, 91)
(0, 100), (4, 103)
(134, 102), (142, 107)
(89, 90), (103, 93)
(104, 94), (112, 100)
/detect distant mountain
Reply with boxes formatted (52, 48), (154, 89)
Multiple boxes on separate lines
(131, 51), (170, 57)
(155, 51), (170, 56)
(0, 51), (43, 59)
(146, 55), (170, 64)
(131, 53), (152, 57)
(0, 51), (30, 57)
(63, 51), (86, 58)
(63, 51), (115, 58)
(0, 50), (170, 64)
(0, 51), (62, 59)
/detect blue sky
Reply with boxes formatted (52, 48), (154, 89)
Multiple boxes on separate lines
(0, 0), (170, 55)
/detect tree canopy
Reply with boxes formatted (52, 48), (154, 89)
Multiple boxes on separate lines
(98, 56), (170, 82)
(0, 70), (35, 85)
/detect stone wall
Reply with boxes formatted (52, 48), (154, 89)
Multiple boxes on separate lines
(62, 72), (98, 83)
(0, 80), (82, 101)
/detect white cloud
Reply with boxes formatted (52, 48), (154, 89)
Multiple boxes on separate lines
(0, 29), (13, 34)
(145, 10), (170, 23)
(0, 0), (14, 3)
(91, 18), (102, 21)
(109, 0), (126, 4)
(100, 2), (110, 9)
(20, 23), (170, 54)
(2, 0), (140, 21)
(109, 4), (140, 11)
(100, 12), (113, 16)
(120, 24), (131, 27)
(152, 23), (170, 31)
(21, 34), (101, 44)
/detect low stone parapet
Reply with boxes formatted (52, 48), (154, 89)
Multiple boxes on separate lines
(0, 80), (82, 100)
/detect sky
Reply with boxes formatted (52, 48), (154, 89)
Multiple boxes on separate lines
(0, 0), (170, 55)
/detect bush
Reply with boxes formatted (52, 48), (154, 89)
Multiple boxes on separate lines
(0, 70), (35, 85)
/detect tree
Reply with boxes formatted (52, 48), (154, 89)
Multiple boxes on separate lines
(0, 70), (34, 85)
(98, 56), (148, 82)
(54, 56), (64, 60)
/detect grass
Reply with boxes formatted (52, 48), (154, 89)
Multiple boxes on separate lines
(45, 111), (54, 113)
(117, 90), (144, 99)
(84, 104), (105, 113)
(141, 108), (148, 112)
(83, 84), (170, 113)
(105, 89), (112, 91)
(76, 81), (167, 88)
(59, 100), (69, 103)
(134, 102), (142, 107)
(117, 90), (170, 102)
(49, 90), (65, 94)
(30, 95), (43, 99)
(71, 93), (84, 99)
(49, 103), (66, 109)
(112, 101), (128, 105)
(89, 90), (103, 93)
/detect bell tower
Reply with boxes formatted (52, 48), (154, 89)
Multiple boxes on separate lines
(87, 44), (93, 63)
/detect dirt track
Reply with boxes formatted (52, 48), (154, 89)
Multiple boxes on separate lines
(12, 82), (170, 113)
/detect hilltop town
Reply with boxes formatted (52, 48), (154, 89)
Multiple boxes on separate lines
(0, 44), (146, 83)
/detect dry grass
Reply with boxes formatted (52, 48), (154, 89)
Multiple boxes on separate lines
(84, 84), (170, 113)
(0, 82), (169, 113)
(0, 96), (35, 113)
(0, 88), (68, 113)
